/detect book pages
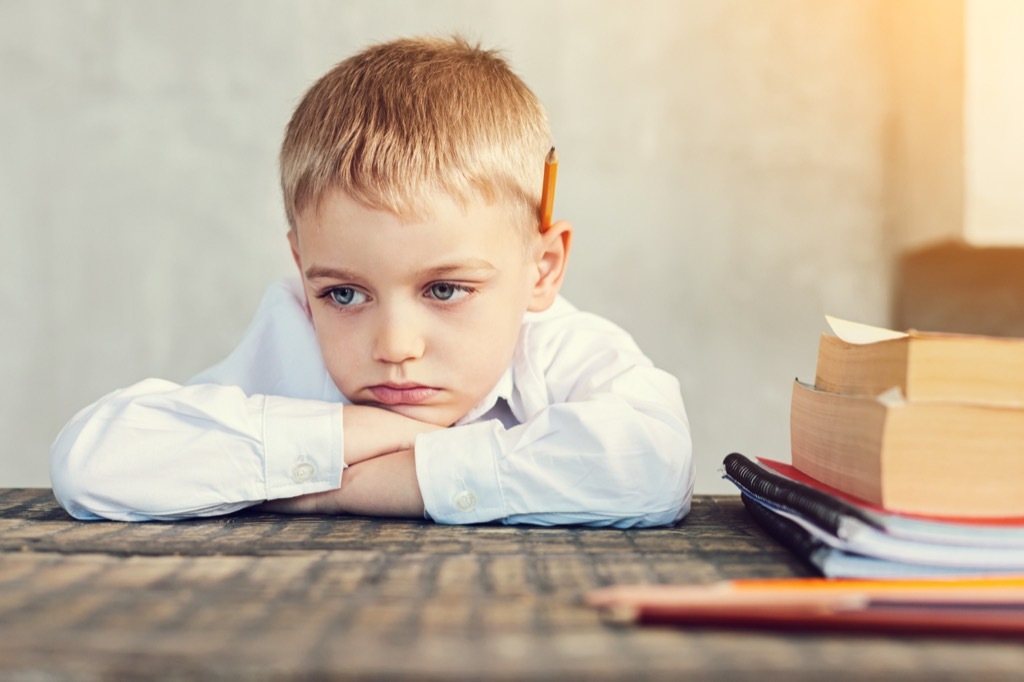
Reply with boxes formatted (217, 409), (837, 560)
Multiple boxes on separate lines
(825, 315), (908, 344)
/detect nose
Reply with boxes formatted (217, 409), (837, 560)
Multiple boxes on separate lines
(371, 307), (425, 364)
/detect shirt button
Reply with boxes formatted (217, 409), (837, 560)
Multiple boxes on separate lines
(453, 490), (477, 512)
(291, 461), (316, 483)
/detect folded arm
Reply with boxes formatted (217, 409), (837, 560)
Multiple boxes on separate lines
(259, 449), (423, 517)
(414, 310), (695, 528)
(50, 380), (438, 521)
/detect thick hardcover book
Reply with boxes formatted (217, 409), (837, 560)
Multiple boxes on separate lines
(723, 453), (1024, 578)
(816, 316), (1024, 406)
(790, 379), (1024, 517)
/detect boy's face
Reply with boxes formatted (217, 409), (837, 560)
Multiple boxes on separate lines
(291, 190), (551, 427)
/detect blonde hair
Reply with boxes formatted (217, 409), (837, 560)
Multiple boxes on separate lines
(280, 36), (552, 236)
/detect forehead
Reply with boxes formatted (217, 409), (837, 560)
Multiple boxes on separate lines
(294, 189), (528, 262)
(297, 184), (534, 244)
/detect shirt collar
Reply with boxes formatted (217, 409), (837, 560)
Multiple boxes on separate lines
(455, 362), (515, 426)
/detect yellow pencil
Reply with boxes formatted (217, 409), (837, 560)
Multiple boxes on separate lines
(586, 576), (1024, 612)
(539, 146), (558, 232)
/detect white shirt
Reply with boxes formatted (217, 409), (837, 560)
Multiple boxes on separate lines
(50, 278), (694, 526)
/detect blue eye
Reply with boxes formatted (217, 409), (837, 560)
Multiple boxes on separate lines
(328, 287), (367, 306)
(428, 283), (471, 302)
(429, 283), (456, 301)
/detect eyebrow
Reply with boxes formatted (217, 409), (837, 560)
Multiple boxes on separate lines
(304, 265), (359, 281)
(304, 260), (498, 281)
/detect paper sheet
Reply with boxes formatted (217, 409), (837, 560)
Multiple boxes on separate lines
(825, 315), (907, 344)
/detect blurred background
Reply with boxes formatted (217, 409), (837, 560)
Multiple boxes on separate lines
(3, 0), (1022, 492)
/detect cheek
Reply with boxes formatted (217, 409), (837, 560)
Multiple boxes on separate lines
(310, 313), (360, 378)
(453, 309), (523, 369)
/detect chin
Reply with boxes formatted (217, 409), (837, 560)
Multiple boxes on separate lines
(382, 403), (463, 427)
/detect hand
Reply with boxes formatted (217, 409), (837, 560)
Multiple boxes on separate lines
(259, 449), (424, 518)
(342, 404), (443, 465)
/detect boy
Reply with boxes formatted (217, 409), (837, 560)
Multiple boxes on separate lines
(50, 36), (694, 526)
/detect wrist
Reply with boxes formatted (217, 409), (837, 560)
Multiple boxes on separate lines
(342, 404), (442, 465)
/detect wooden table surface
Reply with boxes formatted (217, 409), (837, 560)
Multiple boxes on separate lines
(1, 489), (1021, 681)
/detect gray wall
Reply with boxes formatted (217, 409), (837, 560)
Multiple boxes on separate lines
(2, 0), (891, 494)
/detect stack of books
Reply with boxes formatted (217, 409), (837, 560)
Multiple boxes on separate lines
(723, 453), (1024, 578)
(588, 317), (1024, 635)
(724, 316), (1024, 579)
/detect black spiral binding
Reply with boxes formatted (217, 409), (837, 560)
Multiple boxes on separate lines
(723, 452), (881, 536)
(740, 493), (828, 574)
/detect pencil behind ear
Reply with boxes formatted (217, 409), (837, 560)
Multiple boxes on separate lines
(528, 219), (573, 312)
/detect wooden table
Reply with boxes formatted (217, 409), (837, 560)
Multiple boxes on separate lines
(1, 490), (1020, 680)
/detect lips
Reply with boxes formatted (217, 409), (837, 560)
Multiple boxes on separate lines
(366, 384), (440, 406)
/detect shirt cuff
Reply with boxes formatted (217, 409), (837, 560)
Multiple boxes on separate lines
(414, 420), (506, 524)
(261, 395), (344, 500)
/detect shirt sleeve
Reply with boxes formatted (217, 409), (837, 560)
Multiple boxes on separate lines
(414, 304), (694, 528)
(49, 279), (347, 522)
(49, 379), (345, 521)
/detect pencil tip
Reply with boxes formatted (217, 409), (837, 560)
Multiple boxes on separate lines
(546, 147), (558, 163)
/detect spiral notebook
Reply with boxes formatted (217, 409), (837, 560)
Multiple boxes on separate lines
(723, 453), (1024, 578)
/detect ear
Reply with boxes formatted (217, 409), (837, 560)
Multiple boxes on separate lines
(528, 219), (573, 312)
